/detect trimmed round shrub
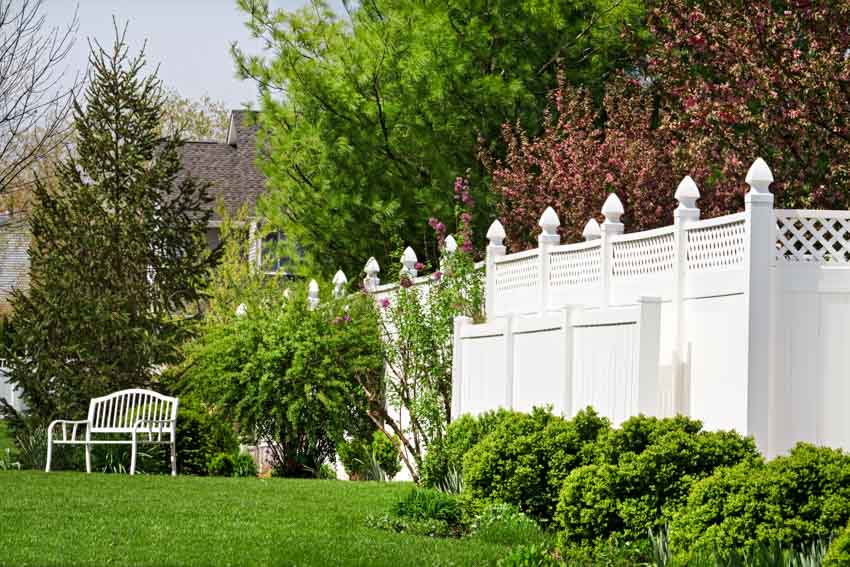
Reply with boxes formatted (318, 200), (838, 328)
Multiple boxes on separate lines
(421, 408), (520, 489)
(372, 431), (402, 479)
(556, 414), (758, 548)
(824, 521), (850, 567)
(463, 407), (609, 523)
(669, 443), (850, 560)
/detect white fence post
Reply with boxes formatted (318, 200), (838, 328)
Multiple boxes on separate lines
(582, 218), (600, 241)
(332, 270), (348, 299)
(744, 157), (775, 454)
(485, 220), (506, 320)
(561, 305), (576, 417)
(401, 247), (418, 278)
(504, 314), (515, 409)
(307, 279), (320, 309)
(538, 207), (560, 314)
(637, 296), (663, 415)
(441, 235), (458, 271)
(600, 194), (625, 307)
(363, 257), (380, 292)
(451, 315), (472, 419)
(671, 176), (701, 416)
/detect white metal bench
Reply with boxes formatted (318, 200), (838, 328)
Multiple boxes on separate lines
(46, 388), (179, 476)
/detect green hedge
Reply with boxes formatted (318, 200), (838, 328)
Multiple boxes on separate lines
(669, 443), (850, 560)
(556, 415), (758, 548)
(421, 408), (520, 489)
(463, 407), (609, 523)
(824, 520), (850, 567)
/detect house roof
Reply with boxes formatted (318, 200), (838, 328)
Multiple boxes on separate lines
(178, 110), (266, 220)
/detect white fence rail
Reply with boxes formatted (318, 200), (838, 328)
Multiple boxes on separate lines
(450, 158), (850, 458)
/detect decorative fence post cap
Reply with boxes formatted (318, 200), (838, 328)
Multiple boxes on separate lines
(675, 175), (700, 204)
(332, 270), (348, 285)
(308, 279), (319, 294)
(401, 246), (418, 277)
(444, 234), (458, 254)
(235, 303), (247, 318)
(332, 270), (347, 298)
(602, 193), (624, 224)
(487, 219), (506, 247)
(364, 256), (380, 275)
(582, 218), (601, 240)
(745, 157), (774, 194)
(538, 206), (560, 232)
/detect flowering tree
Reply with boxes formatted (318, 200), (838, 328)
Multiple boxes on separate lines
(491, 1), (850, 249)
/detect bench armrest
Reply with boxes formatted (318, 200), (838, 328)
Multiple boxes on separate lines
(47, 419), (90, 443)
(132, 418), (177, 441)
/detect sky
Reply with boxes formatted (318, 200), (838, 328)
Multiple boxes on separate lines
(44, 0), (329, 110)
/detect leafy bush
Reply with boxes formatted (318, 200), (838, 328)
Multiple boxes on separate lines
(668, 443), (850, 560)
(463, 407), (609, 523)
(471, 502), (548, 547)
(421, 408), (520, 489)
(392, 487), (464, 527)
(497, 544), (560, 567)
(338, 430), (401, 480)
(171, 401), (239, 476)
(207, 452), (257, 477)
(181, 278), (383, 478)
(824, 521), (850, 567)
(556, 415), (758, 548)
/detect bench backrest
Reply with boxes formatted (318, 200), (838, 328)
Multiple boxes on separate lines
(87, 389), (179, 433)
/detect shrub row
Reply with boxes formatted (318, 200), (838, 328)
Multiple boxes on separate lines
(422, 406), (850, 562)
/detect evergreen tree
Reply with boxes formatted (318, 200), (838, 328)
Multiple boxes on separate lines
(2, 29), (215, 423)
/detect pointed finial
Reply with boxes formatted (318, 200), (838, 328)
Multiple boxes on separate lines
(307, 279), (320, 309)
(538, 206), (561, 244)
(444, 234), (458, 254)
(582, 218), (601, 241)
(363, 256), (380, 292)
(235, 303), (247, 318)
(332, 270), (348, 298)
(401, 246), (418, 277)
(745, 157), (774, 194)
(487, 219), (506, 248)
(602, 193), (624, 225)
(675, 175), (701, 209)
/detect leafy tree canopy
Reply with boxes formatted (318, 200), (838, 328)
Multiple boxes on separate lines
(233, 0), (645, 276)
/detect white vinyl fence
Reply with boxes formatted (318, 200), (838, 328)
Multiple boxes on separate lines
(445, 158), (850, 458)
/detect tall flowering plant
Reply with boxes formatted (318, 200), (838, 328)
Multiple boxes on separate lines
(370, 184), (484, 482)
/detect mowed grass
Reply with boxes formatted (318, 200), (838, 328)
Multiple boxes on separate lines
(0, 472), (508, 567)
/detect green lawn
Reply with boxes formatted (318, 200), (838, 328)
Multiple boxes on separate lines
(0, 472), (508, 566)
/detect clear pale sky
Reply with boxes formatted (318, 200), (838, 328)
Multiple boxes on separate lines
(45, 0), (331, 110)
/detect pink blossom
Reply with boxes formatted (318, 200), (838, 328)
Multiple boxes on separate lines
(380, 297), (390, 309)
(432, 271), (442, 282)
(415, 262), (425, 271)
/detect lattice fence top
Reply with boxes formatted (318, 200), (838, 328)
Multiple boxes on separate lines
(776, 210), (850, 263)
(549, 242), (601, 287)
(686, 215), (746, 271)
(612, 228), (675, 279)
(495, 250), (539, 292)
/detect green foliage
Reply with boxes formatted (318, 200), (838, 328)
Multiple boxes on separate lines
(421, 408), (519, 489)
(207, 452), (258, 478)
(338, 430), (402, 480)
(556, 415), (758, 549)
(463, 407), (609, 523)
(2, 30), (215, 425)
(179, 218), (384, 477)
(171, 400), (239, 476)
(824, 521), (850, 567)
(668, 443), (850, 561)
(392, 487), (464, 527)
(497, 544), (560, 567)
(234, 0), (645, 277)
(376, 246), (484, 481)
(471, 502), (548, 548)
